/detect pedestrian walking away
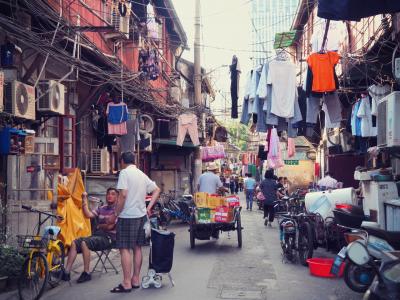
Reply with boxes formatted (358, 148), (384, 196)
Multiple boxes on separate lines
(244, 173), (256, 211)
(229, 176), (236, 195)
(260, 169), (279, 227)
(234, 176), (240, 194)
(112, 151), (161, 293)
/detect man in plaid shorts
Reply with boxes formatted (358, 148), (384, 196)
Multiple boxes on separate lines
(111, 151), (160, 293)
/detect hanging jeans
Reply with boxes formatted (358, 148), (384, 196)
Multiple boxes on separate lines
(245, 189), (254, 210)
(176, 113), (200, 146)
(240, 98), (251, 125)
(306, 96), (321, 124)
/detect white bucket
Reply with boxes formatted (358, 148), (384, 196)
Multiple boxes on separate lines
(305, 188), (356, 219)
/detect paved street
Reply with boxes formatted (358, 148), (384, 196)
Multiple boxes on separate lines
(2, 194), (363, 300)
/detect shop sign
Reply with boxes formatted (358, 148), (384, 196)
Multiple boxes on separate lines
(284, 160), (299, 165)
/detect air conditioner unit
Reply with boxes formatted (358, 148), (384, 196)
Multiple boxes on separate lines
(37, 80), (65, 115)
(4, 80), (35, 120)
(377, 92), (400, 148)
(91, 148), (110, 174)
(110, 4), (130, 39)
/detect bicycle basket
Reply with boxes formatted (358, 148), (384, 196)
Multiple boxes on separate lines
(17, 235), (47, 249)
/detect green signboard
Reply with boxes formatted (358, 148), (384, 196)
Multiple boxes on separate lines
(284, 160), (299, 165)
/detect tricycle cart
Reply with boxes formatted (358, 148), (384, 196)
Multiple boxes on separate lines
(189, 206), (243, 248)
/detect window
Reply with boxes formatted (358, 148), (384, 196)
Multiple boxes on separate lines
(59, 116), (76, 173)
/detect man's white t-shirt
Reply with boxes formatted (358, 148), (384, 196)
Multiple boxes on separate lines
(116, 165), (158, 218)
(266, 60), (297, 119)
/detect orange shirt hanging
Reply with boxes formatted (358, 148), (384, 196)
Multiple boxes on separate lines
(307, 51), (340, 93)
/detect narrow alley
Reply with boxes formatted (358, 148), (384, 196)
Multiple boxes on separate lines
(27, 194), (362, 300)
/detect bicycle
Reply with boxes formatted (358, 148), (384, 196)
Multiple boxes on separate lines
(17, 205), (65, 300)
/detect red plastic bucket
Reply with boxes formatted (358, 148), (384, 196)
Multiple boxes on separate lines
(306, 258), (345, 278)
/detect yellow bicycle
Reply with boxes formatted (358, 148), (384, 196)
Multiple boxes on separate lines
(17, 205), (65, 300)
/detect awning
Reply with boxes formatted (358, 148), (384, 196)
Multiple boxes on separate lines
(153, 138), (198, 148)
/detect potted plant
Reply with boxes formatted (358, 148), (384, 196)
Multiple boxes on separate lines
(0, 244), (24, 291)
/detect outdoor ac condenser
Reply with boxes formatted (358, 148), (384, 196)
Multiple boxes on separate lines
(4, 80), (36, 120)
(378, 92), (400, 148)
(37, 80), (65, 115)
(90, 148), (110, 174)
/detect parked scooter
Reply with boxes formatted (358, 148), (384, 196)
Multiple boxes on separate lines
(345, 240), (400, 300)
(331, 227), (398, 293)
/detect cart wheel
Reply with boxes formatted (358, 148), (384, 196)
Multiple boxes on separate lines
(154, 280), (162, 289)
(237, 213), (242, 248)
(190, 214), (196, 249)
(141, 276), (150, 289)
(190, 223), (196, 249)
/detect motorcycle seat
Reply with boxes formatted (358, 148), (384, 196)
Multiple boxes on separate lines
(361, 226), (400, 250)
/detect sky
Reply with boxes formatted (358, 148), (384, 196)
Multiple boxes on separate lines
(173, 0), (254, 121)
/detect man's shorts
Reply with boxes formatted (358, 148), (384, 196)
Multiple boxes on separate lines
(74, 234), (113, 253)
(116, 216), (147, 249)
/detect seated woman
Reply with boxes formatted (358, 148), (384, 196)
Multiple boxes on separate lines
(62, 188), (118, 283)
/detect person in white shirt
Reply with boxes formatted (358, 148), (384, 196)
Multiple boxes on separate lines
(317, 172), (338, 191)
(197, 162), (223, 194)
(111, 151), (160, 293)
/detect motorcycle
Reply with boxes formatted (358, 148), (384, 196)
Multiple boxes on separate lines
(331, 227), (398, 293)
(345, 240), (400, 300)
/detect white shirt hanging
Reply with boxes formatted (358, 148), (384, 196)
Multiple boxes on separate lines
(266, 60), (297, 118)
(357, 96), (375, 137)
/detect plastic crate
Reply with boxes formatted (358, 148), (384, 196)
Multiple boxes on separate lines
(197, 208), (211, 223)
(225, 195), (240, 207)
(214, 206), (234, 223)
(207, 194), (226, 209)
(195, 192), (208, 207)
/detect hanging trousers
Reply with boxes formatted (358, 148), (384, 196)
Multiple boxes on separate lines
(176, 114), (200, 146)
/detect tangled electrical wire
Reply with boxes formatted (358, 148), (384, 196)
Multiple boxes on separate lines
(0, 0), (208, 119)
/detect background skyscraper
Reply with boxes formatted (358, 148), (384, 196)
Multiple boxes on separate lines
(251, 0), (299, 66)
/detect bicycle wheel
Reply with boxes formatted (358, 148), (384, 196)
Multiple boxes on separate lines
(19, 252), (49, 300)
(48, 241), (65, 287)
(298, 222), (314, 266)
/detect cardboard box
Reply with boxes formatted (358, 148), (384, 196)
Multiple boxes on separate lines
(195, 192), (208, 207)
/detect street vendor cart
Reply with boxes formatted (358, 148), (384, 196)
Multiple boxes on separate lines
(189, 193), (243, 248)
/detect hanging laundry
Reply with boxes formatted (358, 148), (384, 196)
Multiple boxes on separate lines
(351, 100), (362, 136)
(307, 51), (340, 93)
(368, 84), (391, 116)
(258, 62), (279, 126)
(147, 4), (159, 40)
(267, 128), (284, 169)
(176, 113), (200, 146)
(230, 55), (241, 119)
(266, 59), (297, 119)
(311, 20), (347, 53)
(357, 95), (376, 137)
(287, 138), (296, 158)
(106, 101), (128, 135)
(120, 113), (140, 152)
(318, 0), (400, 22)
(138, 47), (160, 81)
(240, 71), (253, 125)
(249, 65), (262, 115)
(323, 92), (342, 124)
(322, 102), (340, 129)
